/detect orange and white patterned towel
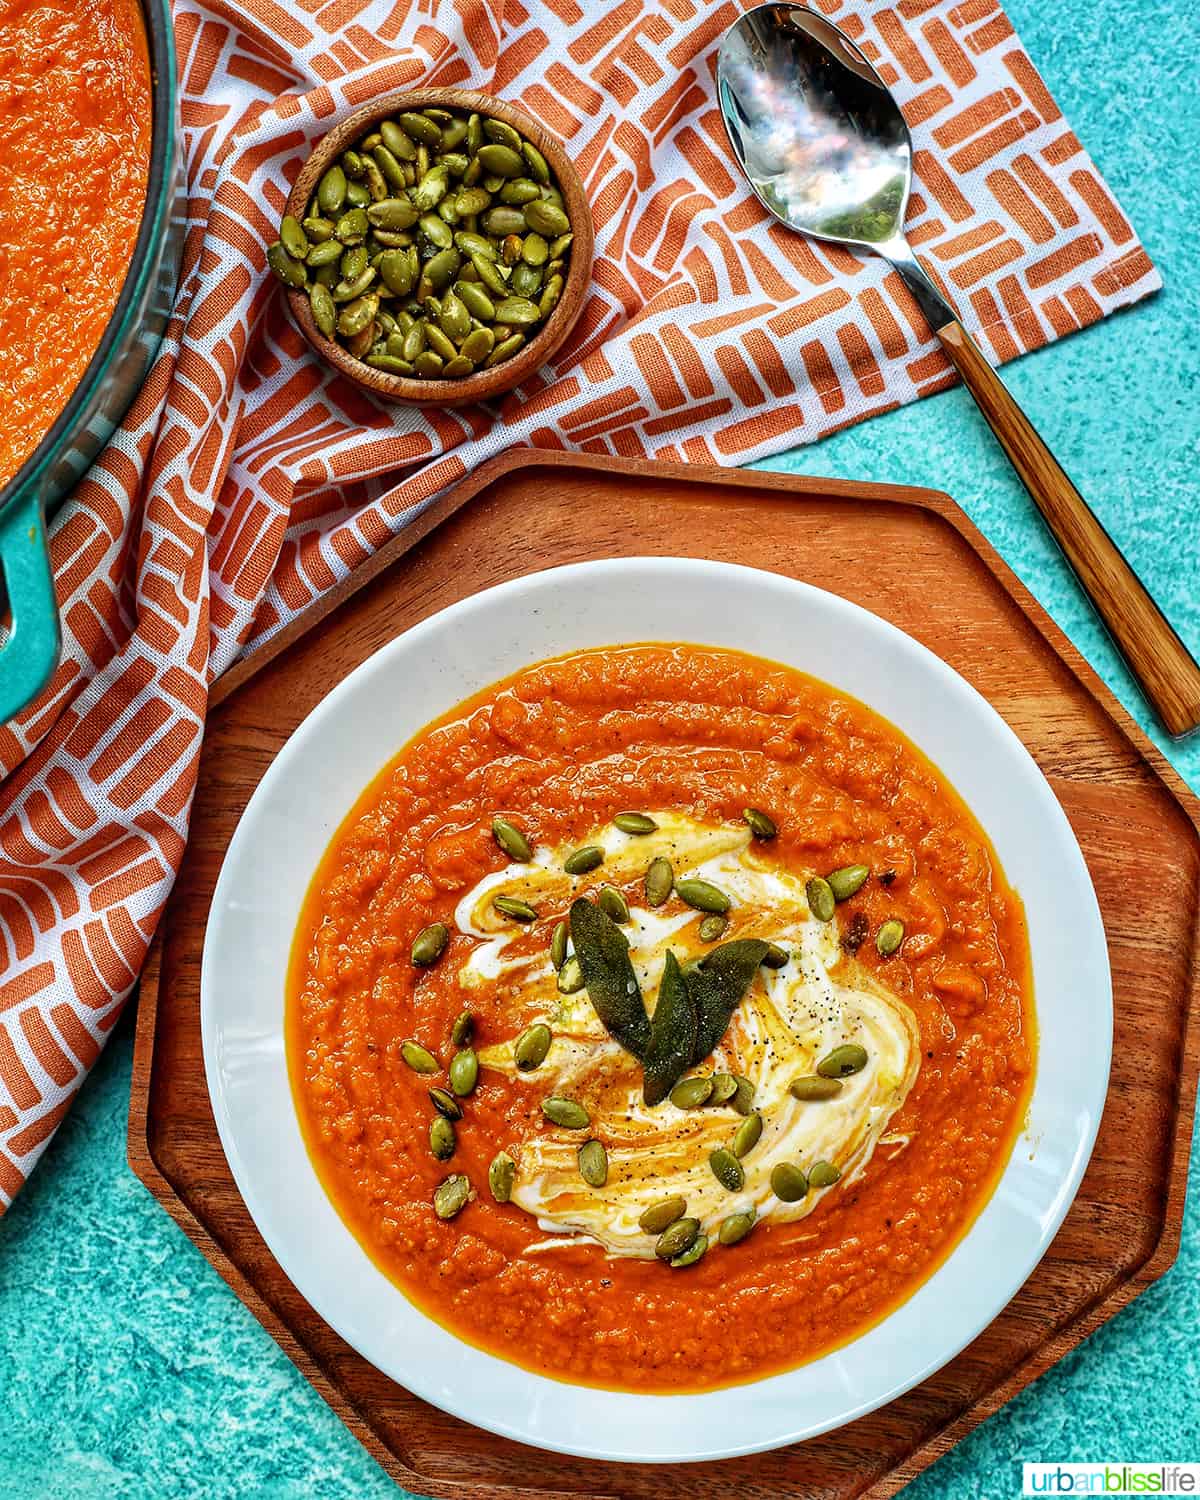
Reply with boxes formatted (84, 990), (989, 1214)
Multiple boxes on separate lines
(0, 0), (1157, 1206)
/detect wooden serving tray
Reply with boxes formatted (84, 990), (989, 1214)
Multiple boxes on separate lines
(129, 452), (1200, 1500)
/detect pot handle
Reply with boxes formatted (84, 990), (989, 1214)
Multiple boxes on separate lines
(0, 493), (60, 726)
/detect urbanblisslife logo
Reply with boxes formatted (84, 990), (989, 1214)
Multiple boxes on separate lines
(1023, 1466), (1200, 1495)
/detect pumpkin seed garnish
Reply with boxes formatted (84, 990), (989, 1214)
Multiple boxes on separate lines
(449, 1048), (479, 1096)
(670, 1074), (714, 1109)
(731, 1074), (756, 1116)
(493, 894), (538, 922)
(742, 807), (777, 840)
(644, 856), (674, 908)
(428, 1087), (463, 1121)
(770, 1162), (809, 1202)
(542, 1096), (590, 1130)
(608, 811), (655, 837)
(718, 1209), (756, 1246)
(556, 955), (584, 994)
(597, 885), (630, 923)
(488, 1150), (516, 1203)
(450, 1009), (474, 1047)
(564, 845), (603, 876)
(639, 1196), (687, 1234)
(731, 1112), (763, 1158)
(876, 918), (906, 956)
(433, 1173), (471, 1219)
(817, 1043), (868, 1078)
(577, 1139), (608, 1187)
(790, 1075), (844, 1101)
(655, 1216), (700, 1261)
(806, 876), (836, 922)
(698, 913), (728, 943)
(401, 1040), (439, 1074)
(762, 942), (789, 970)
(827, 864), (871, 901)
(429, 1115), (456, 1160)
(808, 1159), (842, 1188)
(675, 878), (731, 915)
(669, 1232), (708, 1268)
(492, 816), (532, 862)
(709, 1148), (745, 1192)
(411, 923), (449, 967)
(549, 920), (568, 970)
(514, 1023), (552, 1071)
(707, 1072), (738, 1105)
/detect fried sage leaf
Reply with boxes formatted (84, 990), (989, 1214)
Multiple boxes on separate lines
(570, 897), (651, 1059)
(643, 950), (698, 1106)
(686, 939), (770, 1064)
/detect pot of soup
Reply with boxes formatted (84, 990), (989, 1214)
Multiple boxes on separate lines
(0, 0), (183, 724)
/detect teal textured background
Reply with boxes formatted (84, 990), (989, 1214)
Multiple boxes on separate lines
(2, 0), (1198, 1491)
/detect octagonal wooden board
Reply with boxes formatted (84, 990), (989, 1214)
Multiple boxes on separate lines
(129, 451), (1200, 1500)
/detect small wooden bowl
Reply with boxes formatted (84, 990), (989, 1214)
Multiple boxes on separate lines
(284, 89), (594, 407)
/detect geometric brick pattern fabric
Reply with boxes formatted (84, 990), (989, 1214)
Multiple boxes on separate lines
(0, 0), (1158, 1208)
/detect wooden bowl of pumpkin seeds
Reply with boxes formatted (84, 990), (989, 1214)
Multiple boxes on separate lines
(270, 90), (594, 406)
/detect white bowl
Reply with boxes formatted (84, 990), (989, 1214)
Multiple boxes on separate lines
(201, 558), (1110, 1464)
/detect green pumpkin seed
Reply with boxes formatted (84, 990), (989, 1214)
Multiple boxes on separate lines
(419, 213), (454, 251)
(424, 323), (457, 361)
(379, 248), (417, 295)
(372, 146), (408, 191)
(731, 1074), (755, 1115)
(456, 281), (496, 321)
(302, 215), (335, 242)
(742, 806), (777, 840)
(471, 252), (509, 296)
(539, 275), (564, 318)
(817, 1043), (868, 1078)
(401, 1040), (439, 1074)
(670, 1232), (708, 1268)
(267, 241), (306, 288)
(334, 207), (369, 244)
(550, 232), (574, 258)
(429, 1087), (463, 1121)
(718, 1209), (756, 1246)
(398, 111), (441, 146)
(280, 214), (309, 260)
(411, 169), (450, 213)
(709, 1147), (744, 1192)
(808, 1159), (841, 1189)
(423, 247), (461, 291)
(670, 1075), (714, 1110)
(456, 229), (498, 260)
(433, 1173), (471, 1219)
(336, 294), (377, 337)
(430, 1115), (456, 1160)
(443, 355), (475, 377)
(550, 920), (568, 970)
(522, 140), (550, 183)
(492, 295), (541, 327)
(675, 878), (731, 915)
(306, 238), (343, 267)
(542, 1096), (590, 1130)
(708, 1072), (738, 1105)
(317, 164), (347, 215)
(790, 1075), (844, 1101)
(493, 895), (537, 922)
(344, 179), (370, 209)
(876, 918), (905, 956)
(521, 231), (549, 266)
(510, 263), (543, 297)
(645, 856), (674, 907)
(557, 955), (584, 994)
(762, 943), (789, 970)
(524, 198), (570, 236)
(411, 922), (449, 967)
(455, 187), (492, 217)
(366, 354), (412, 374)
(564, 845), (604, 876)
(502, 236), (523, 269)
(577, 1139), (608, 1187)
(477, 143), (525, 177)
(309, 282), (336, 338)
(698, 913), (728, 943)
(451, 1010), (474, 1047)
(828, 864), (870, 902)
(501, 178), (541, 205)
(771, 1162), (809, 1202)
(460, 327), (495, 362)
(379, 119), (417, 159)
(655, 1216), (700, 1261)
(514, 1023), (552, 1071)
(339, 244), (367, 282)
(483, 117), (523, 150)
(488, 1150), (516, 1203)
(483, 206), (528, 237)
(731, 1112), (763, 1158)
(613, 811), (657, 835)
(449, 1048), (479, 1097)
(597, 885), (630, 924)
(806, 876), (836, 922)
(412, 350), (444, 378)
(640, 1196), (687, 1234)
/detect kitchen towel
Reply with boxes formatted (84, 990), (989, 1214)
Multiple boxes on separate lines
(0, 0), (1158, 1206)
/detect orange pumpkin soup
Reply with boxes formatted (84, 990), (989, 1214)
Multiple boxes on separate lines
(288, 645), (1034, 1391)
(0, 0), (152, 487)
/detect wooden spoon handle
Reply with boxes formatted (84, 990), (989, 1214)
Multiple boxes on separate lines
(937, 319), (1200, 738)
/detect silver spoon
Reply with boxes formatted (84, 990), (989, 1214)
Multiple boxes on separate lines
(718, 3), (1200, 738)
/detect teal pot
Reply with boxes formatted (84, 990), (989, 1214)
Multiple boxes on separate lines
(0, 0), (184, 725)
